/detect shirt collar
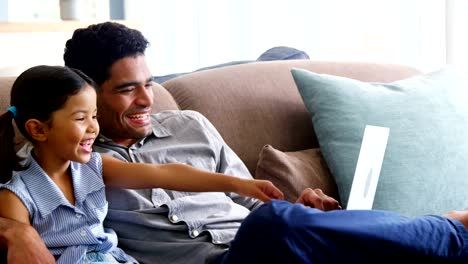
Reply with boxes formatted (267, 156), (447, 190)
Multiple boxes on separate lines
(20, 153), (104, 217)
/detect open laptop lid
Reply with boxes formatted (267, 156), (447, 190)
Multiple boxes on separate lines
(346, 125), (390, 210)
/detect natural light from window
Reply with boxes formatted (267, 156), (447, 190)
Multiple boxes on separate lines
(0, 0), (467, 77)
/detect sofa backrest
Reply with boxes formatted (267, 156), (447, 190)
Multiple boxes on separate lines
(162, 59), (421, 174)
(0, 76), (178, 151)
(0, 60), (420, 175)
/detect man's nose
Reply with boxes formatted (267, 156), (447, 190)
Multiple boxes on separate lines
(135, 86), (153, 106)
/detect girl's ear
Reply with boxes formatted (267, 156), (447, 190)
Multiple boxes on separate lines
(24, 119), (49, 142)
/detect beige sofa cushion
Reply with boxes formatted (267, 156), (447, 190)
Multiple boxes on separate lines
(150, 84), (180, 113)
(0, 60), (420, 176)
(162, 60), (420, 175)
(0, 77), (179, 114)
(255, 145), (340, 202)
(0, 77), (15, 112)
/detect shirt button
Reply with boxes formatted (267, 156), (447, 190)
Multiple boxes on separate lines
(99, 138), (105, 142)
(80, 230), (86, 237)
(191, 230), (199, 237)
(170, 215), (179, 222)
(76, 213), (82, 218)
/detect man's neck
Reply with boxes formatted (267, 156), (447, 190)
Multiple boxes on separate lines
(111, 138), (138, 147)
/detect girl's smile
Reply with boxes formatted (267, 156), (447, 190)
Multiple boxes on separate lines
(79, 138), (96, 154)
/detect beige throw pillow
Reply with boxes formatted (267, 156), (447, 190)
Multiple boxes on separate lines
(255, 145), (340, 203)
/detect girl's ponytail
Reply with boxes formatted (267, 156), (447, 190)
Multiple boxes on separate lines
(0, 107), (22, 183)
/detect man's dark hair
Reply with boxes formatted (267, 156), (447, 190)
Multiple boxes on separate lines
(64, 22), (150, 86)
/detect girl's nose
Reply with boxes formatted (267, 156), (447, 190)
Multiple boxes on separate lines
(88, 120), (99, 134)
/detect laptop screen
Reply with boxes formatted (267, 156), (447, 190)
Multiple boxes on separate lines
(346, 125), (390, 210)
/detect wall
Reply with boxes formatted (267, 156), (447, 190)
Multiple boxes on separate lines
(0, 23), (86, 76)
(0, 1), (463, 77)
(0, 20), (138, 77)
(0, 0), (112, 77)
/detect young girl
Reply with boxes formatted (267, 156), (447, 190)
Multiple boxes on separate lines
(0, 65), (283, 264)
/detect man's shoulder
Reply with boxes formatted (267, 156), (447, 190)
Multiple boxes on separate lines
(152, 110), (209, 124)
(151, 110), (220, 138)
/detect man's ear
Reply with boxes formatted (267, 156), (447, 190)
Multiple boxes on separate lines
(24, 119), (49, 142)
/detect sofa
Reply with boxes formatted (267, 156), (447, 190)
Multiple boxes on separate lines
(0, 59), (421, 205)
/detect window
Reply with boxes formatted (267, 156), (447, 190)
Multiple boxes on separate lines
(124, 0), (448, 75)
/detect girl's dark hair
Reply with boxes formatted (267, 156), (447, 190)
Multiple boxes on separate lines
(64, 22), (149, 87)
(0, 65), (96, 183)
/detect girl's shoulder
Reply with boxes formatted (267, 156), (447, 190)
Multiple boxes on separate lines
(71, 152), (105, 186)
(88, 152), (103, 170)
(1, 172), (28, 193)
(72, 152), (103, 175)
(0, 173), (34, 215)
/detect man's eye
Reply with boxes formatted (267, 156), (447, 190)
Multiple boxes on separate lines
(120, 88), (134, 93)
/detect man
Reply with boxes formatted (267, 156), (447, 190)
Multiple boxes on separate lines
(61, 21), (341, 263)
(62, 22), (468, 263)
(1, 22), (467, 263)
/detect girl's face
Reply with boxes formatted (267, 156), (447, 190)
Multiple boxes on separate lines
(44, 84), (99, 164)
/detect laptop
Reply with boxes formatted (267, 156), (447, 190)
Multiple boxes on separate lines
(346, 125), (390, 210)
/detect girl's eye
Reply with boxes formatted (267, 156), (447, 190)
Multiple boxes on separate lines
(76, 118), (85, 121)
(92, 115), (97, 119)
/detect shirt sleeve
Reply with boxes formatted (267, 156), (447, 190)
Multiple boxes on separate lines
(90, 152), (104, 179)
(190, 111), (264, 210)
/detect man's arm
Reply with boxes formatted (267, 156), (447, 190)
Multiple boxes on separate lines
(0, 217), (55, 264)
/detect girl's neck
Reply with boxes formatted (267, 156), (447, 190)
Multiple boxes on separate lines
(32, 148), (76, 205)
(32, 148), (70, 179)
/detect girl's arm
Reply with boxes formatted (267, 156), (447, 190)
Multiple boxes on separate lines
(101, 154), (284, 202)
(0, 190), (53, 264)
(0, 190), (30, 225)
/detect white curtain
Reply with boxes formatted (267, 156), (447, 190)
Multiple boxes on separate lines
(446, 0), (468, 72)
(124, 0), (451, 76)
(2, 0), (465, 77)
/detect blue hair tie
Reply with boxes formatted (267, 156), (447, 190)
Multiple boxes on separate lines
(7, 106), (17, 118)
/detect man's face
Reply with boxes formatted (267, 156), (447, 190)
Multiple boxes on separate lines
(98, 55), (155, 146)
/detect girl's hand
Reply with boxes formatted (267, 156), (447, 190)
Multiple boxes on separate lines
(237, 179), (284, 202)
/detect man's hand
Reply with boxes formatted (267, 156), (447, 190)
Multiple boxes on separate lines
(295, 188), (341, 211)
(2, 220), (55, 264)
(443, 210), (468, 230)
